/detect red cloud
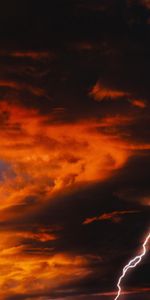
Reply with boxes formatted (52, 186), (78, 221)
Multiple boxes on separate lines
(89, 82), (128, 101)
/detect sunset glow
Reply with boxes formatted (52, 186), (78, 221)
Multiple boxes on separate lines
(0, 1), (149, 299)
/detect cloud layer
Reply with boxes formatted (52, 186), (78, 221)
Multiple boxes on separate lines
(0, 1), (149, 299)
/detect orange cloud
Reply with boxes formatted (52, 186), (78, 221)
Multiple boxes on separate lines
(0, 101), (132, 211)
(0, 250), (90, 298)
(0, 226), (91, 298)
(83, 210), (139, 224)
(0, 100), (149, 213)
(0, 101), (149, 219)
(0, 101), (148, 299)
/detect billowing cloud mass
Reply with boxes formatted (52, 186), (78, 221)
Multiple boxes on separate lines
(0, 100), (132, 210)
(0, 1), (149, 300)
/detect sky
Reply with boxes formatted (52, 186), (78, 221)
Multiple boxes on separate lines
(0, 0), (149, 299)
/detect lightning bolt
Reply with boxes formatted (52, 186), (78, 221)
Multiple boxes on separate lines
(114, 231), (150, 300)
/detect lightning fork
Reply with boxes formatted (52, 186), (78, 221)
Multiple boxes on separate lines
(114, 231), (150, 300)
